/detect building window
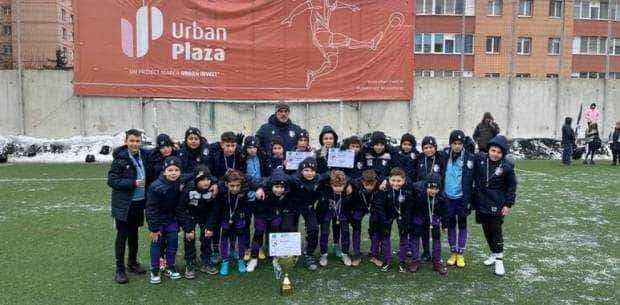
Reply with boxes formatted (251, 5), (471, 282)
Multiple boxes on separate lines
(415, 33), (474, 54)
(61, 8), (67, 21)
(546, 74), (559, 78)
(486, 36), (501, 53)
(518, 0), (533, 16)
(572, 72), (606, 79)
(517, 37), (532, 55)
(574, 36), (609, 55)
(548, 37), (561, 54)
(416, 69), (473, 77)
(62, 27), (67, 40)
(575, 0), (612, 19)
(2, 6), (10, 16)
(485, 73), (500, 77)
(549, 0), (563, 17)
(516, 73), (531, 78)
(3, 25), (10, 36)
(488, 0), (502, 15)
(2, 44), (11, 55)
(416, 0), (473, 15)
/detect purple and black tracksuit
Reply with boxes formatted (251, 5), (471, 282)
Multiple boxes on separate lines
(145, 175), (186, 272)
(413, 153), (444, 258)
(318, 186), (353, 255)
(377, 184), (415, 265)
(217, 185), (250, 262)
(410, 173), (447, 263)
(250, 169), (289, 259)
(351, 180), (381, 259)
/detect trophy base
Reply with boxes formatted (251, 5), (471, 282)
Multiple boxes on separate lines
(280, 274), (293, 296)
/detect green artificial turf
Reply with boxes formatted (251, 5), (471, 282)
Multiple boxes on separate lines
(0, 161), (617, 305)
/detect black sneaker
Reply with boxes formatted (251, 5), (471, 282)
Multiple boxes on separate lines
(164, 266), (181, 280)
(127, 261), (147, 274)
(380, 262), (391, 272)
(185, 263), (196, 279)
(421, 251), (431, 262)
(115, 270), (128, 284)
(398, 262), (407, 273)
(304, 254), (318, 271)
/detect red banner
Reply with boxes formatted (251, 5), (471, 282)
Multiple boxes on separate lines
(74, 0), (414, 100)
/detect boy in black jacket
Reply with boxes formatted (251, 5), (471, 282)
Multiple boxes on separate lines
(352, 170), (382, 267)
(247, 168), (289, 272)
(179, 166), (220, 278)
(410, 172), (448, 275)
(398, 133), (420, 181)
(561, 117), (576, 165)
(377, 168), (415, 272)
(107, 129), (148, 284)
(145, 133), (176, 186)
(318, 170), (354, 267)
(178, 127), (210, 177)
(146, 156), (186, 284)
(473, 135), (517, 276)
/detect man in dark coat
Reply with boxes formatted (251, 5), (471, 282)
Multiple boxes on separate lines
(473, 112), (500, 153)
(561, 117), (576, 165)
(256, 102), (303, 153)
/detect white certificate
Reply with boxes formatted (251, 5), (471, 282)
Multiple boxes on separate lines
(285, 151), (314, 170)
(269, 232), (302, 257)
(327, 148), (355, 168)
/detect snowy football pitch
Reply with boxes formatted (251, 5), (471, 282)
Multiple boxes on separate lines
(0, 161), (616, 305)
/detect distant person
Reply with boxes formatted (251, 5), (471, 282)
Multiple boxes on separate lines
(610, 121), (620, 166)
(473, 112), (500, 153)
(561, 117), (576, 165)
(585, 103), (600, 125)
(583, 123), (601, 165)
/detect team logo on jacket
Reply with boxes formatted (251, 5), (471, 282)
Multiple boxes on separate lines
(357, 161), (363, 170)
(204, 192), (213, 200)
(289, 130), (296, 138)
(433, 164), (440, 172)
(467, 160), (473, 169)
(410, 153), (416, 160)
(382, 160), (387, 166)
(398, 194), (405, 203)
(271, 130), (275, 135)
(126, 165), (130, 169)
(367, 160), (373, 167)
(495, 167), (503, 176)
(203, 148), (209, 156)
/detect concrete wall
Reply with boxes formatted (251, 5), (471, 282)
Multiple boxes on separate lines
(0, 70), (618, 144)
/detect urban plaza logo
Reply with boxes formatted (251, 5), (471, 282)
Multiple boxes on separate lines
(120, 3), (227, 61)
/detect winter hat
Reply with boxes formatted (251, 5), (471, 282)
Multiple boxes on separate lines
(275, 101), (290, 112)
(449, 130), (466, 144)
(194, 165), (212, 182)
(269, 168), (289, 187)
(590, 103), (596, 108)
(271, 136), (285, 148)
(156, 134), (174, 149)
(400, 133), (416, 146)
(426, 172), (442, 189)
(244, 135), (259, 148)
(348, 135), (362, 146)
(296, 129), (310, 142)
(370, 131), (387, 146)
(319, 125), (339, 147)
(421, 136), (437, 149)
(163, 156), (182, 171)
(463, 136), (475, 154)
(298, 157), (318, 172)
(185, 127), (202, 141)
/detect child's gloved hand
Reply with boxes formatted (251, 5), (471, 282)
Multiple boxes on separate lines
(186, 231), (195, 241)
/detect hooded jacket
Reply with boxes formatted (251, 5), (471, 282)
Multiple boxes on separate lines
(108, 145), (149, 221)
(145, 175), (186, 232)
(256, 114), (303, 152)
(561, 117), (576, 146)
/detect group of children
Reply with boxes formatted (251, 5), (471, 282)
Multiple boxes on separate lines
(109, 124), (517, 285)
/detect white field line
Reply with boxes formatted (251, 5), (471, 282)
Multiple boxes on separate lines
(0, 177), (106, 182)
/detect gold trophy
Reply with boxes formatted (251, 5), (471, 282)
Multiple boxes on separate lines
(275, 256), (298, 296)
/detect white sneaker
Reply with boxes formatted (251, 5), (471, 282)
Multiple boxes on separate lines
(247, 258), (258, 272)
(149, 271), (161, 284)
(483, 253), (497, 266)
(319, 254), (328, 267)
(341, 254), (352, 266)
(272, 259), (282, 279)
(494, 258), (505, 276)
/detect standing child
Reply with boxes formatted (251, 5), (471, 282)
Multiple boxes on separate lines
(318, 170), (354, 267)
(282, 157), (327, 271)
(295, 129), (314, 152)
(207, 131), (245, 179)
(217, 170), (253, 275)
(179, 166), (220, 278)
(473, 135), (517, 276)
(146, 134), (177, 186)
(441, 130), (475, 268)
(266, 136), (286, 176)
(316, 125), (339, 173)
(340, 136), (365, 180)
(364, 131), (400, 181)
(146, 156), (186, 284)
(398, 133), (420, 181)
(377, 168), (415, 272)
(178, 127), (210, 176)
(351, 170), (381, 267)
(415, 136), (444, 262)
(247, 168), (289, 272)
(108, 129), (148, 284)
(243, 136), (269, 260)
(410, 172), (448, 275)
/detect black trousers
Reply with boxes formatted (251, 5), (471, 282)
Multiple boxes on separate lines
(613, 148), (619, 164)
(476, 212), (504, 254)
(114, 202), (144, 271)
